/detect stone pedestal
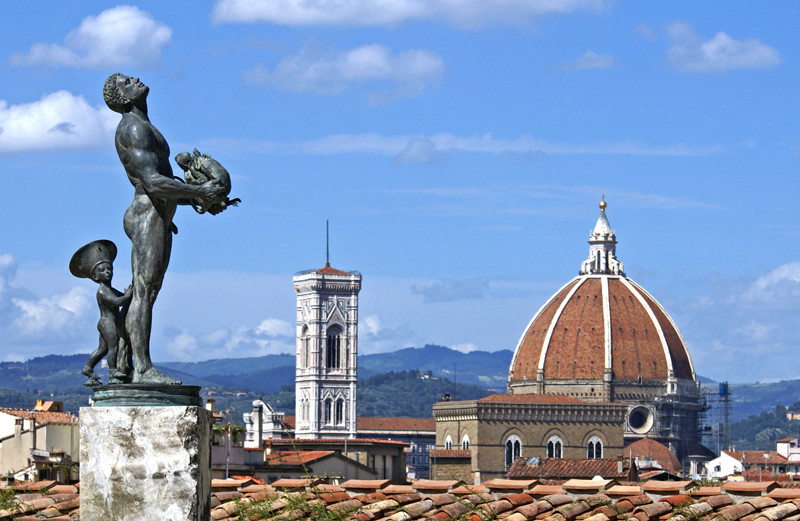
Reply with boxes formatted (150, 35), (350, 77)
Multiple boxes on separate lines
(80, 405), (212, 521)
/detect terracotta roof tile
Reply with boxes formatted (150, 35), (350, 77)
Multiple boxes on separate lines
(692, 486), (724, 497)
(723, 482), (780, 494)
(484, 478), (538, 492)
(451, 484), (489, 495)
(313, 263), (353, 275)
(507, 458), (628, 479)
(0, 409), (78, 425)
(563, 479), (615, 491)
(13, 478), (800, 521)
(769, 490), (800, 500)
(413, 480), (462, 492)
(724, 451), (785, 465)
(375, 484), (410, 495)
(527, 484), (566, 497)
(264, 450), (336, 466)
(641, 480), (695, 494)
(271, 478), (324, 489)
(624, 438), (682, 473)
(342, 479), (392, 492)
(606, 485), (644, 497)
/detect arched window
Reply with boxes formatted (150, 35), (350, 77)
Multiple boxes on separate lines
(326, 326), (342, 369)
(335, 399), (344, 425)
(587, 436), (603, 459)
(324, 398), (333, 425)
(505, 435), (522, 468)
(547, 435), (563, 459)
(461, 434), (470, 450)
(300, 326), (309, 369)
(444, 435), (453, 450)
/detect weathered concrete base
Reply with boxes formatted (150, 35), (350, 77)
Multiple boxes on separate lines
(80, 406), (212, 521)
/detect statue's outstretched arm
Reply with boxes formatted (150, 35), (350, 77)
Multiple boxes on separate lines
(128, 147), (223, 201)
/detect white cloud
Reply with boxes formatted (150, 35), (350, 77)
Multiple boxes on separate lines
(451, 342), (479, 353)
(742, 262), (800, 303)
(0, 91), (118, 153)
(213, 0), (607, 27)
(0, 253), (94, 345)
(163, 318), (295, 361)
(668, 262), (800, 382)
(561, 51), (616, 70)
(412, 277), (490, 303)
(9, 6), (172, 69)
(733, 321), (776, 342)
(666, 21), (780, 72)
(359, 314), (418, 354)
(203, 132), (724, 158)
(394, 137), (440, 164)
(255, 318), (293, 336)
(244, 43), (443, 100)
(13, 287), (92, 338)
(166, 332), (200, 361)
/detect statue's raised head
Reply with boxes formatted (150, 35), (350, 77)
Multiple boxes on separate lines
(103, 72), (149, 113)
(103, 73), (132, 113)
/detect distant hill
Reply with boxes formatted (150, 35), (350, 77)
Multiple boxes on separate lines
(160, 354), (296, 379)
(728, 380), (800, 421)
(360, 345), (512, 390)
(4, 346), (800, 447)
(165, 344), (512, 394)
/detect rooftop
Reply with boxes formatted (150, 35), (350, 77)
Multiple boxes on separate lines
(0, 408), (78, 425)
(8, 478), (800, 521)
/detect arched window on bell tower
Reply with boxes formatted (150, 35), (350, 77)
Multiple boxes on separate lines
(300, 325), (309, 369)
(326, 325), (342, 369)
(335, 398), (344, 425)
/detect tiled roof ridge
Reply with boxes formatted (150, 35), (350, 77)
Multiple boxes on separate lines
(0, 407), (78, 424)
(10, 479), (800, 521)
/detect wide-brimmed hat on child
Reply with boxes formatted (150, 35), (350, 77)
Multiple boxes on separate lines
(69, 239), (117, 279)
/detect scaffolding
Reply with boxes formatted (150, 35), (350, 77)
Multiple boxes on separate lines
(701, 382), (731, 455)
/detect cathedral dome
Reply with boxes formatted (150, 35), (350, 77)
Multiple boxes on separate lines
(508, 199), (696, 394)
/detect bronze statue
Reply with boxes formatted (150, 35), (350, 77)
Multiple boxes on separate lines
(102, 73), (227, 385)
(175, 148), (241, 215)
(70, 240), (133, 386)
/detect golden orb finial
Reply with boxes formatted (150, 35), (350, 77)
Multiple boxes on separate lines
(599, 195), (607, 211)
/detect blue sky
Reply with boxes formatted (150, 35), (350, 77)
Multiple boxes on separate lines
(1, 1), (799, 383)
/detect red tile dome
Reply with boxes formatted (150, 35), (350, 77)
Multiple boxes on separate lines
(508, 199), (696, 394)
(508, 274), (694, 385)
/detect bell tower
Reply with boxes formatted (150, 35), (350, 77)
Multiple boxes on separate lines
(293, 235), (361, 439)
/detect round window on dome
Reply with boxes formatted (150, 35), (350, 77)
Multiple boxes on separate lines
(628, 406), (654, 434)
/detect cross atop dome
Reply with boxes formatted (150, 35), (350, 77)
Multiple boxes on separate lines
(580, 196), (624, 275)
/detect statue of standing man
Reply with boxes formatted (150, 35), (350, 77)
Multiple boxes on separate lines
(103, 74), (226, 385)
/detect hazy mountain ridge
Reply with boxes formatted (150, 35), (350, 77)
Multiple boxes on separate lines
(2, 347), (798, 427)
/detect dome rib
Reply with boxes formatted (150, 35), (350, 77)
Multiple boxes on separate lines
(627, 279), (696, 380)
(618, 276), (674, 377)
(601, 275), (612, 372)
(508, 278), (581, 384)
(538, 276), (587, 375)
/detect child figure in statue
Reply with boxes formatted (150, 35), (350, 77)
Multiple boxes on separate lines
(70, 240), (133, 386)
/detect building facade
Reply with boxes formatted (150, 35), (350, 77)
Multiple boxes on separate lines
(293, 262), (361, 439)
(0, 401), (80, 482)
(432, 393), (627, 482)
(507, 199), (705, 465)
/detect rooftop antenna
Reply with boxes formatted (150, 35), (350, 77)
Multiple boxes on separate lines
(326, 219), (330, 267)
